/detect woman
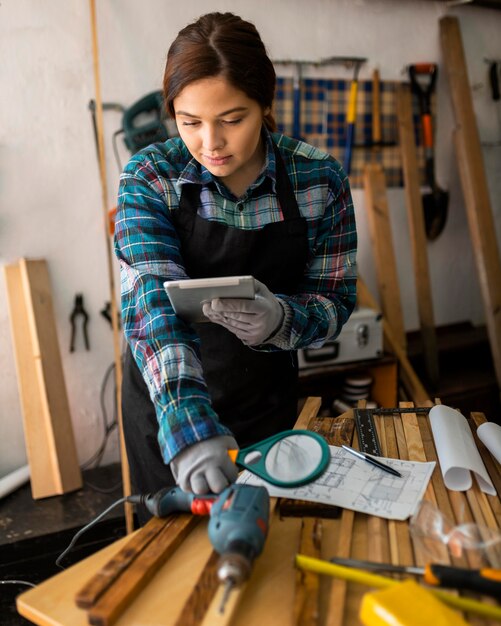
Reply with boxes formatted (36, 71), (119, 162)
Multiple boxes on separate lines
(115, 12), (357, 515)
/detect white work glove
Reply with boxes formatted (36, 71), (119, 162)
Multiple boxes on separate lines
(170, 435), (239, 494)
(202, 279), (284, 346)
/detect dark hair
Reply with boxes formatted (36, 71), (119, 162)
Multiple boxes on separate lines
(163, 12), (277, 131)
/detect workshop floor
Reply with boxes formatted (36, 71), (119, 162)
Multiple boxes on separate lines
(0, 464), (128, 626)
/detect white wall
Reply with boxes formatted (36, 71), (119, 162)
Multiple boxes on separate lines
(1, 0), (500, 476)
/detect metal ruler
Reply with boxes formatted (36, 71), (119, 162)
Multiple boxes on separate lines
(354, 408), (382, 455)
(353, 406), (432, 455)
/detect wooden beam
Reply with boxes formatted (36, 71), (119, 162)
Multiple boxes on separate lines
(395, 84), (440, 388)
(363, 163), (407, 353)
(4, 259), (82, 498)
(440, 15), (501, 392)
(88, 0), (133, 532)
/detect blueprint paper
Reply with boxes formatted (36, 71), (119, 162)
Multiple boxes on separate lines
(238, 445), (435, 521)
(477, 421), (501, 465)
(429, 405), (496, 496)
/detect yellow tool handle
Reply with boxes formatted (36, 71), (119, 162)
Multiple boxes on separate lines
(347, 81), (359, 124)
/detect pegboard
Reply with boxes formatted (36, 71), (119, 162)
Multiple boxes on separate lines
(274, 77), (430, 188)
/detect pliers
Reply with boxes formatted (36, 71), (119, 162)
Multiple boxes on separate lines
(70, 293), (90, 352)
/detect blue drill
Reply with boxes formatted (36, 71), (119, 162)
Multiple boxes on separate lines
(138, 483), (270, 613)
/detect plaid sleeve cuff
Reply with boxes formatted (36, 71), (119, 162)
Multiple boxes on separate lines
(157, 404), (234, 464)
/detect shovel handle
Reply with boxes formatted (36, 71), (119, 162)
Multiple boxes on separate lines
(408, 63), (437, 114)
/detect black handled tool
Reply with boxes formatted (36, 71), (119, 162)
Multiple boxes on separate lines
(408, 63), (449, 241)
(70, 293), (90, 352)
(330, 556), (501, 598)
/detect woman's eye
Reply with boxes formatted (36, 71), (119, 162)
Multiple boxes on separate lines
(181, 120), (200, 127)
(222, 119), (242, 125)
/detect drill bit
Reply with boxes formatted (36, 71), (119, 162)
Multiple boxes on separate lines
(218, 579), (235, 614)
(217, 551), (251, 614)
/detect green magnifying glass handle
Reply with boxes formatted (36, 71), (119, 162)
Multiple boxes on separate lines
(228, 429), (330, 488)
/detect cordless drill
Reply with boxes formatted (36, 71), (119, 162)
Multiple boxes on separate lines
(135, 484), (270, 613)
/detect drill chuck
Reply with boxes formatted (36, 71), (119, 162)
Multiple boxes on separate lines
(217, 550), (252, 587)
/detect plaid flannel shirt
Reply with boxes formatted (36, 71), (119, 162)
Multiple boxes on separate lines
(114, 128), (357, 464)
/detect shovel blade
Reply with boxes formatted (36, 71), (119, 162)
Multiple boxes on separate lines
(423, 188), (449, 241)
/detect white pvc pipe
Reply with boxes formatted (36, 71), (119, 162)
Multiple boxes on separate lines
(0, 465), (30, 499)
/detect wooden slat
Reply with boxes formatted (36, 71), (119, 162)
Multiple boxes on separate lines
(362, 163), (406, 353)
(323, 423), (359, 626)
(291, 400), (325, 626)
(293, 518), (323, 626)
(88, 0), (133, 533)
(383, 414), (414, 569)
(395, 84), (439, 388)
(75, 515), (168, 609)
(440, 15), (501, 390)
(4, 263), (56, 496)
(400, 404), (452, 568)
(87, 515), (199, 626)
(326, 510), (354, 626)
(4, 259), (82, 498)
(295, 397), (322, 429)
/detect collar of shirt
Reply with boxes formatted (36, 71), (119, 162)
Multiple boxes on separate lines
(176, 126), (278, 199)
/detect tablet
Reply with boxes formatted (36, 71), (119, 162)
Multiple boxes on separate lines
(164, 275), (256, 323)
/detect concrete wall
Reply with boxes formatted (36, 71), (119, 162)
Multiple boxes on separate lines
(1, 0), (500, 476)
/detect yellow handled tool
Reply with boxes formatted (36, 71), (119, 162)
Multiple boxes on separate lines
(295, 554), (501, 622)
(330, 556), (501, 598)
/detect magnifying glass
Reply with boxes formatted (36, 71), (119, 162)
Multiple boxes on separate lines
(229, 430), (330, 488)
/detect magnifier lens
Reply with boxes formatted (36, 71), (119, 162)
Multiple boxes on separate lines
(264, 434), (324, 482)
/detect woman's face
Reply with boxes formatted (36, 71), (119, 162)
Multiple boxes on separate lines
(173, 77), (269, 197)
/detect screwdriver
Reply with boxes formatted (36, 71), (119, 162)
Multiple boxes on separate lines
(330, 557), (501, 598)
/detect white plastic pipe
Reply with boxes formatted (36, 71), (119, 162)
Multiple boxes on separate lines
(0, 465), (30, 499)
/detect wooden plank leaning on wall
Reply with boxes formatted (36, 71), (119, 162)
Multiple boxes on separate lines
(440, 16), (501, 395)
(88, 0), (134, 532)
(395, 84), (440, 389)
(4, 258), (82, 498)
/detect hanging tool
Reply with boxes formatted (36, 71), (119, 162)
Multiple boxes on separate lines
(274, 56), (367, 151)
(69, 293), (90, 352)
(88, 99), (124, 160)
(408, 63), (449, 241)
(330, 556), (501, 599)
(372, 68), (382, 150)
(122, 90), (169, 154)
(483, 58), (501, 147)
(291, 63), (304, 141)
(341, 57), (368, 175)
(273, 60), (309, 141)
(135, 483), (270, 614)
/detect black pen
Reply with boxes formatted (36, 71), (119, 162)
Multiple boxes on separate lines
(341, 445), (402, 478)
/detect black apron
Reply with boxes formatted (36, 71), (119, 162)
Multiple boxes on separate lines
(122, 144), (309, 501)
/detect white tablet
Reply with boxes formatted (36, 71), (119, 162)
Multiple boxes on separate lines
(164, 275), (256, 323)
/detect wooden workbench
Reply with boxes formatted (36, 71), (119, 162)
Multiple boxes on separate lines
(16, 403), (501, 626)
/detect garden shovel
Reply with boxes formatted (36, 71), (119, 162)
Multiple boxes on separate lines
(409, 63), (449, 241)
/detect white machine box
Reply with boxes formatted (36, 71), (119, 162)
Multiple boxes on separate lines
(298, 307), (383, 368)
